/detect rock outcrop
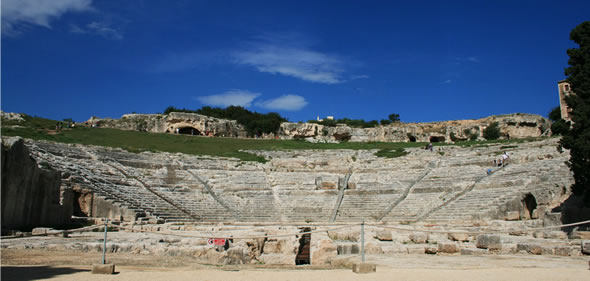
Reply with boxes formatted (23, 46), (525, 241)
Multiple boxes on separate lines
(1, 137), (73, 232)
(88, 112), (248, 137)
(280, 113), (550, 143)
(87, 112), (549, 143)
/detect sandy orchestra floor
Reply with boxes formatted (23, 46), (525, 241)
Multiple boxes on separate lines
(1, 249), (589, 281)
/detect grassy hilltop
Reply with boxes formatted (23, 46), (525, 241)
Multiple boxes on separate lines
(1, 114), (539, 162)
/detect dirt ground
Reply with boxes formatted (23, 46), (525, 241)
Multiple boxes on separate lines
(2, 249), (589, 281)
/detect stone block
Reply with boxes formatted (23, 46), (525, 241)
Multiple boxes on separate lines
(407, 245), (425, 254)
(505, 211), (520, 221)
(352, 263), (376, 274)
(438, 242), (459, 254)
(582, 240), (590, 255)
(475, 235), (502, 250)
(365, 243), (384, 254)
(544, 231), (568, 240)
(410, 232), (428, 244)
(32, 227), (53, 235)
(448, 231), (470, 242)
(337, 244), (359, 255)
(375, 230), (392, 241)
(92, 263), (115, 274)
(517, 243), (543, 255)
(570, 231), (590, 240)
(500, 243), (517, 254)
(460, 248), (487, 255)
(424, 246), (437, 255)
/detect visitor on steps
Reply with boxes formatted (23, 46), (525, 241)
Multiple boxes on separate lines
(501, 152), (509, 166)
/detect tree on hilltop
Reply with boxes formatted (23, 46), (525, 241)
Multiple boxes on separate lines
(388, 113), (400, 123)
(560, 21), (590, 206)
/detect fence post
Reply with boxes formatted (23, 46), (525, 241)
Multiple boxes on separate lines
(361, 220), (365, 263)
(102, 218), (108, 264)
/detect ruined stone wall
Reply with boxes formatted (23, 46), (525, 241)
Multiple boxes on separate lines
(1, 137), (73, 231)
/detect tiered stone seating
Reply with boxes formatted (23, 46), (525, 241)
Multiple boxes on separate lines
(24, 137), (571, 224)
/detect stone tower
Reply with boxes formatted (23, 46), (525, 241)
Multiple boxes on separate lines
(557, 80), (574, 122)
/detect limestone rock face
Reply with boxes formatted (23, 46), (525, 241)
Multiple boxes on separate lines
(1, 137), (72, 231)
(311, 238), (337, 265)
(87, 112), (248, 137)
(280, 113), (549, 143)
(87, 112), (549, 143)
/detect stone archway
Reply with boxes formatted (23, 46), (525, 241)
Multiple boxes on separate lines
(522, 193), (537, 219)
(178, 127), (201, 136)
(429, 136), (445, 143)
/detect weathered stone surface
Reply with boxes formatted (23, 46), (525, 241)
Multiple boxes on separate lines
(280, 113), (549, 143)
(259, 254), (295, 265)
(311, 239), (337, 265)
(544, 231), (568, 240)
(1, 137), (72, 231)
(424, 246), (438, 254)
(84, 111), (549, 143)
(570, 231), (590, 240)
(337, 244), (359, 255)
(461, 248), (487, 255)
(32, 227), (54, 235)
(582, 240), (590, 255)
(410, 232), (429, 244)
(517, 243), (543, 255)
(364, 243), (384, 254)
(92, 263), (115, 274)
(438, 242), (459, 254)
(448, 231), (470, 242)
(476, 235), (502, 250)
(505, 211), (520, 221)
(352, 263), (376, 274)
(375, 230), (392, 241)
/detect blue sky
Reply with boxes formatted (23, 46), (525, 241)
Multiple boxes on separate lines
(2, 0), (589, 123)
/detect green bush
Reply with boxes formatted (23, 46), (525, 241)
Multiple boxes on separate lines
(551, 119), (570, 135)
(483, 122), (501, 140)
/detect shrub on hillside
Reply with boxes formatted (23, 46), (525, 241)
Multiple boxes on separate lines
(483, 122), (501, 140)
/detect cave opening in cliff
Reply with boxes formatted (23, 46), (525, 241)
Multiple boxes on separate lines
(408, 135), (417, 142)
(522, 193), (537, 219)
(178, 127), (201, 135)
(429, 136), (445, 143)
(295, 227), (311, 265)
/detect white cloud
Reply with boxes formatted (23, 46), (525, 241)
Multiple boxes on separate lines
(256, 95), (308, 111)
(233, 35), (345, 84)
(443, 79), (453, 84)
(2, 0), (93, 36)
(70, 21), (123, 40)
(196, 90), (261, 107)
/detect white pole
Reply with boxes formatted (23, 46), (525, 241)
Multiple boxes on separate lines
(361, 220), (365, 263)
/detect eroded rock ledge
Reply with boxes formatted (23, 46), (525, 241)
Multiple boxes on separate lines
(87, 112), (550, 143)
